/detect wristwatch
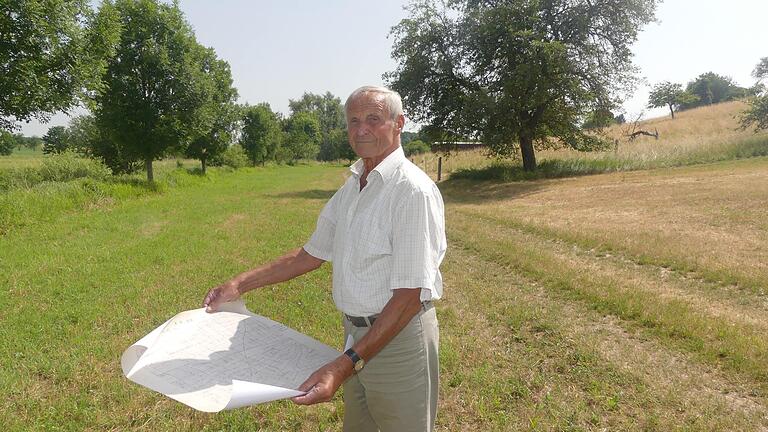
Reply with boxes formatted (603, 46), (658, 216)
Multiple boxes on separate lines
(344, 348), (365, 373)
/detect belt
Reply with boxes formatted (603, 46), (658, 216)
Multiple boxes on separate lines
(345, 301), (433, 327)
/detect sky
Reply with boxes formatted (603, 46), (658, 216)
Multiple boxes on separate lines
(19, 0), (768, 136)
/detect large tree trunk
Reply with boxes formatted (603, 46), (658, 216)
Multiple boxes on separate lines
(668, 103), (675, 119)
(201, 157), (207, 174)
(520, 135), (536, 171)
(145, 158), (154, 182)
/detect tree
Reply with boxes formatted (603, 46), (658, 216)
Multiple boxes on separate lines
(0, 130), (15, 156)
(183, 45), (239, 174)
(284, 112), (321, 161)
(740, 58), (768, 132)
(42, 126), (70, 154)
(319, 128), (356, 162)
(682, 72), (746, 109)
(241, 103), (283, 165)
(739, 96), (768, 132)
(387, 0), (659, 171)
(11, 134), (43, 151)
(403, 140), (431, 157)
(582, 108), (618, 129)
(647, 81), (698, 119)
(94, 0), (204, 182)
(289, 92), (347, 162)
(0, 0), (119, 132)
(753, 57), (768, 84)
(66, 114), (138, 174)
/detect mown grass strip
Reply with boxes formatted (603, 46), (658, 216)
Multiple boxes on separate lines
(451, 202), (767, 296)
(438, 246), (764, 430)
(448, 210), (768, 396)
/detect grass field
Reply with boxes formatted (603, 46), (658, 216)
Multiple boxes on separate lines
(2, 150), (768, 430)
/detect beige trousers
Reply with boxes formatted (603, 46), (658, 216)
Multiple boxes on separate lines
(342, 306), (439, 432)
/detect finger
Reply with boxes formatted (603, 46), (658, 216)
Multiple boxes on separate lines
(203, 289), (220, 312)
(297, 374), (319, 392)
(292, 386), (323, 405)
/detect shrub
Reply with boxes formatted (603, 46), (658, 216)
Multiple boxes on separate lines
(217, 145), (249, 169)
(404, 140), (431, 156)
(0, 167), (43, 191)
(38, 152), (111, 182)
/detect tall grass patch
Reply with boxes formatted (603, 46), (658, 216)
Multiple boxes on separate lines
(0, 162), (231, 235)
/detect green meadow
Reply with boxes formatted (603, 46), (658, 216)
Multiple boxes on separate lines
(2, 151), (768, 430)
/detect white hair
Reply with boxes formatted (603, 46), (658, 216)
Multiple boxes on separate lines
(344, 85), (404, 121)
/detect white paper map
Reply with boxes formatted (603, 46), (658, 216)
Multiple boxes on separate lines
(121, 300), (340, 412)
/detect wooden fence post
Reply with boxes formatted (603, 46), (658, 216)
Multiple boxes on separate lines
(437, 157), (442, 182)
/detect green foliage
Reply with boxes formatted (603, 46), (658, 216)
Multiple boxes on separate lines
(284, 111), (321, 161)
(42, 126), (70, 155)
(318, 128), (355, 162)
(289, 92), (348, 162)
(240, 103), (283, 165)
(0, 152), (110, 191)
(582, 108), (619, 129)
(0, 130), (15, 156)
(289, 92), (346, 132)
(12, 134), (43, 151)
(739, 58), (768, 133)
(94, 0), (204, 181)
(183, 45), (239, 174)
(740, 95), (768, 132)
(215, 144), (249, 169)
(682, 72), (747, 109)
(401, 131), (418, 145)
(67, 114), (139, 174)
(753, 57), (768, 83)
(0, 0), (119, 131)
(647, 82), (697, 118)
(37, 152), (111, 182)
(387, 0), (659, 171)
(403, 140), (431, 156)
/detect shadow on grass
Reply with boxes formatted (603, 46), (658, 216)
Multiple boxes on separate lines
(440, 177), (545, 205)
(267, 189), (337, 200)
(450, 159), (615, 183)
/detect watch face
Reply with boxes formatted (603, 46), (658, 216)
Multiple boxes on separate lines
(354, 359), (365, 372)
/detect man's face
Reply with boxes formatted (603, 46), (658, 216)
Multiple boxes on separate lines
(345, 93), (404, 160)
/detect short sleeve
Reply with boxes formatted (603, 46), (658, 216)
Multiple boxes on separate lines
(303, 189), (341, 262)
(389, 184), (446, 299)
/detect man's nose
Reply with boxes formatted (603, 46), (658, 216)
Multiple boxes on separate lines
(354, 126), (370, 137)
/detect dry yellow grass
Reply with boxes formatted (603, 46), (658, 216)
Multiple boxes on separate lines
(564, 100), (758, 161)
(414, 101), (767, 181)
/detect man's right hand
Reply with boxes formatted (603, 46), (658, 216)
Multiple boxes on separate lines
(202, 280), (241, 313)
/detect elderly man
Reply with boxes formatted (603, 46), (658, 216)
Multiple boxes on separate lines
(203, 85), (446, 432)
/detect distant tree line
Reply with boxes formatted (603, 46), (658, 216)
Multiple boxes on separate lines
(647, 71), (762, 119)
(1, 0), (360, 181)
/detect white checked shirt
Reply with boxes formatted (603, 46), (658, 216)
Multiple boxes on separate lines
(303, 146), (446, 317)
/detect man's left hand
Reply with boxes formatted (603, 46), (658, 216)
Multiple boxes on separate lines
(292, 356), (354, 405)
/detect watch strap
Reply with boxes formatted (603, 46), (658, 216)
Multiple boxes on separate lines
(344, 348), (361, 363)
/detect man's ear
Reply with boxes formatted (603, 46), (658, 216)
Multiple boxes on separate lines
(395, 114), (405, 131)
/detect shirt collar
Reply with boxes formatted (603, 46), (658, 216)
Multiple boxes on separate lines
(349, 146), (406, 182)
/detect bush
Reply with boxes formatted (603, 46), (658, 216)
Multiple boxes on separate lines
(38, 152), (111, 182)
(404, 140), (431, 156)
(216, 145), (249, 169)
(0, 152), (110, 191)
(0, 167), (43, 191)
